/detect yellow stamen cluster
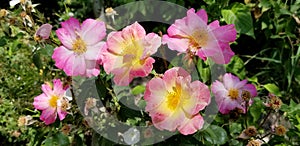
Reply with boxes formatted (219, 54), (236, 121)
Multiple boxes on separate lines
(228, 88), (239, 100)
(189, 29), (208, 51)
(73, 38), (87, 54)
(49, 95), (59, 108)
(166, 86), (181, 110)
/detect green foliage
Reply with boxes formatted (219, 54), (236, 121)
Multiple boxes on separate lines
(222, 3), (255, 38)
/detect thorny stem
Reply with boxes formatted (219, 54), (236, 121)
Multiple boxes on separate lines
(245, 100), (249, 128)
(258, 108), (272, 129)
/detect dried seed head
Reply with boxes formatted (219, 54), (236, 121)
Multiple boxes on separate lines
(242, 90), (251, 101)
(244, 126), (257, 137)
(275, 125), (286, 136)
(247, 139), (262, 146)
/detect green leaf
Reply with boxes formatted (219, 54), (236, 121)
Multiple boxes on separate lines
(229, 122), (242, 137)
(131, 85), (145, 95)
(44, 137), (54, 146)
(33, 53), (42, 69)
(249, 98), (264, 125)
(225, 56), (246, 79)
(72, 134), (83, 146)
(263, 83), (281, 96)
(221, 3), (255, 38)
(53, 132), (70, 146)
(202, 125), (228, 145)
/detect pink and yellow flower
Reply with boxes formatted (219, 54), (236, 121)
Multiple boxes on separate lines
(162, 8), (236, 64)
(103, 22), (161, 86)
(144, 67), (210, 135)
(52, 17), (106, 77)
(33, 79), (71, 125)
(211, 73), (257, 114)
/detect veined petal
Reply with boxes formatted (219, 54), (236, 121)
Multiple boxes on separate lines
(57, 107), (68, 120)
(142, 33), (161, 58)
(80, 19), (106, 45)
(33, 94), (50, 110)
(85, 41), (106, 61)
(145, 78), (168, 111)
(162, 35), (189, 52)
(154, 109), (185, 132)
(72, 55), (86, 76)
(41, 83), (53, 97)
(53, 79), (65, 96)
(178, 114), (204, 135)
(40, 107), (57, 125)
(223, 73), (240, 89)
(243, 84), (257, 97)
(196, 9), (208, 23)
(52, 46), (74, 70)
(212, 24), (236, 43)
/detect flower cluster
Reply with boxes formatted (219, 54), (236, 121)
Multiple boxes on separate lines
(32, 8), (262, 137)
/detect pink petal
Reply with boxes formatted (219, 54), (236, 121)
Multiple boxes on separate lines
(154, 110), (185, 132)
(41, 83), (53, 97)
(85, 60), (100, 77)
(72, 55), (86, 76)
(112, 66), (133, 86)
(223, 73), (240, 89)
(208, 20), (220, 30)
(36, 24), (52, 39)
(167, 17), (191, 37)
(60, 17), (80, 38)
(130, 57), (155, 77)
(84, 42), (106, 61)
(40, 108), (57, 125)
(162, 35), (189, 52)
(122, 22), (146, 40)
(106, 31), (126, 55)
(209, 42), (235, 64)
(52, 46), (74, 71)
(243, 84), (257, 97)
(178, 114), (204, 135)
(196, 9), (208, 23)
(142, 33), (161, 58)
(33, 94), (50, 110)
(212, 24), (236, 43)
(56, 28), (74, 49)
(57, 107), (68, 121)
(53, 79), (65, 96)
(62, 54), (76, 76)
(186, 8), (207, 30)
(80, 19), (106, 45)
(144, 78), (168, 111)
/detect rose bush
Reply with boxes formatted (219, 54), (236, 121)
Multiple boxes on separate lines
(0, 0), (299, 145)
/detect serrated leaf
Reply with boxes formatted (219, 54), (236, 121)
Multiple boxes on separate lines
(263, 83), (281, 96)
(221, 3), (255, 38)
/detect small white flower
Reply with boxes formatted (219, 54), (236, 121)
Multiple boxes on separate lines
(122, 127), (140, 145)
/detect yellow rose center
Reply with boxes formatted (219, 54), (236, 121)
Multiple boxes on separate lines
(228, 88), (239, 100)
(49, 95), (59, 108)
(121, 39), (144, 68)
(73, 37), (87, 54)
(189, 29), (209, 51)
(166, 86), (181, 110)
